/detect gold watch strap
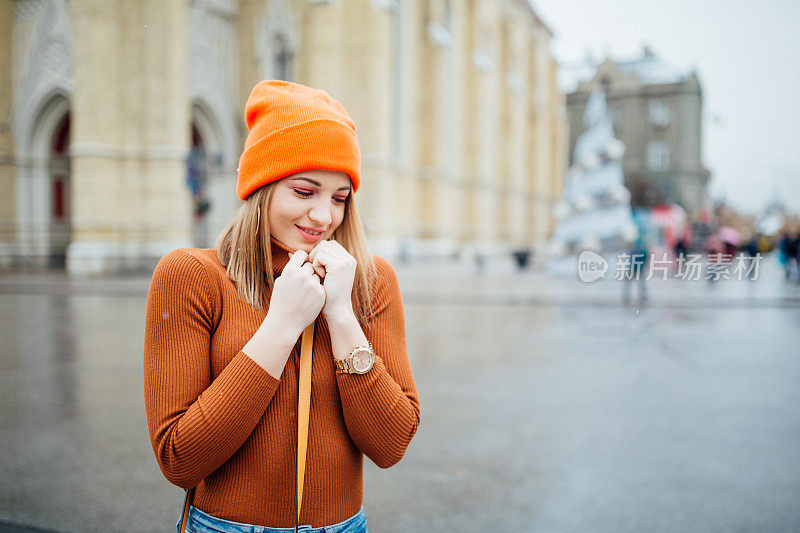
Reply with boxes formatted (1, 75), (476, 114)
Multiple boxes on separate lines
(335, 357), (351, 373)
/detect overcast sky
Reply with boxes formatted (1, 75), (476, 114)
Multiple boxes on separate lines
(532, 0), (800, 216)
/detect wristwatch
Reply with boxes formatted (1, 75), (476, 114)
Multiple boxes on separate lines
(336, 343), (376, 374)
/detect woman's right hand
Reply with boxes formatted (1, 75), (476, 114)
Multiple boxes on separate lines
(266, 249), (326, 337)
(243, 250), (324, 378)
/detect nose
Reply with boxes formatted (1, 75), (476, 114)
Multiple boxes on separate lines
(307, 197), (333, 227)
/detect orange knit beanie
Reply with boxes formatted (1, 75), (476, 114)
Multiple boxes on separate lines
(236, 80), (361, 200)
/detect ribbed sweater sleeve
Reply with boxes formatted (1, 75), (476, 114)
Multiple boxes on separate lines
(143, 249), (280, 489)
(335, 256), (421, 468)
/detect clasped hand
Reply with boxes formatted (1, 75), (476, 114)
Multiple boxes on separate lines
(268, 240), (357, 336)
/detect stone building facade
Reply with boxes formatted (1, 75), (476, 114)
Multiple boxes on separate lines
(565, 47), (709, 217)
(1, 0), (567, 274)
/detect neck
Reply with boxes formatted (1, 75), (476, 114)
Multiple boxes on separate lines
(269, 235), (294, 277)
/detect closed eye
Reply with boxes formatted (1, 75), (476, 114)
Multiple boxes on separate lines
(294, 188), (349, 205)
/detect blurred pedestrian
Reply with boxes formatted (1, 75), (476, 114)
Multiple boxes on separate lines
(777, 231), (790, 279)
(143, 81), (420, 533)
(787, 229), (800, 283)
(745, 234), (760, 281)
(623, 234), (648, 305)
(674, 238), (687, 275)
(704, 234), (728, 284)
(674, 238), (687, 260)
(722, 238), (737, 259)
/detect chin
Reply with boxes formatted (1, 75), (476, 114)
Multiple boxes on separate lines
(292, 240), (317, 252)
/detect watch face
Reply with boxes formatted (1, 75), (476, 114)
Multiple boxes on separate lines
(351, 348), (375, 373)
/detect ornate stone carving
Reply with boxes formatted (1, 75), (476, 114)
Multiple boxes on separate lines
(13, 0), (73, 150)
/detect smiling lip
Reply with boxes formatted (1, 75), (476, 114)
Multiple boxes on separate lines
(296, 225), (325, 242)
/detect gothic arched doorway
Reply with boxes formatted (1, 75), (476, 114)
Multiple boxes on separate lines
(19, 94), (72, 269)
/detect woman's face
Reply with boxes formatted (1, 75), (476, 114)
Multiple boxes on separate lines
(267, 169), (352, 252)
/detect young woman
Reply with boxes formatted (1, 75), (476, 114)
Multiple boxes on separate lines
(143, 80), (421, 533)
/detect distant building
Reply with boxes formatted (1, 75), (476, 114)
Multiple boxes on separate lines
(0, 0), (567, 274)
(564, 46), (710, 217)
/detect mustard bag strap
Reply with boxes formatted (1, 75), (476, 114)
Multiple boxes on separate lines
(179, 487), (193, 532)
(295, 322), (314, 531)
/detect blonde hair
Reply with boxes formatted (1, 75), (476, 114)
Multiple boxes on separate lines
(215, 183), (377, 328)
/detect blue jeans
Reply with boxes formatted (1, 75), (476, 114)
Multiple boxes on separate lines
(178, 506), (368, 533)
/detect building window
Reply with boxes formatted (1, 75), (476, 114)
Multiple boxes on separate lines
(649, 100), (670, 128)
(608, 103), (622, 129)
(256, 1), (298, 83)
(428, 0), (453, 47)
(274, 34), (293, 81)
(506, 42), (524, 92)
(371, 0), (399, 9)
(473, 27), (494, 72)
(647, 141), (670, 171)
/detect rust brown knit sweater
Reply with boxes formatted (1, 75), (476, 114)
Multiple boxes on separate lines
(143, 238), (420, 527)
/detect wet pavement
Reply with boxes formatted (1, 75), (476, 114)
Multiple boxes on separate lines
(1, 255), (799, 532)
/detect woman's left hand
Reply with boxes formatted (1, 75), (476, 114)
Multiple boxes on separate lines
(307, 239), (357, 319)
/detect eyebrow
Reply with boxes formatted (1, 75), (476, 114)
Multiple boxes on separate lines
(290, 177), (351, 192)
